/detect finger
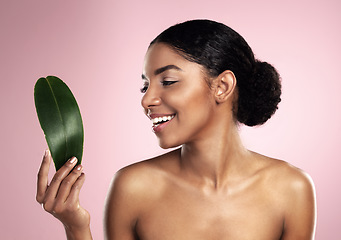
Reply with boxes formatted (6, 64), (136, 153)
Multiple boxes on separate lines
(36, 149), (51, 203)
(43, 157), (78, 203)
(55, 165), (83, 203)
(66, 172), (86, 205)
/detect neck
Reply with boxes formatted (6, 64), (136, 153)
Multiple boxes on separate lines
(180, 122), (250, 191)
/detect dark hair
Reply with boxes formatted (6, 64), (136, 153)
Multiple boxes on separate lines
(150, 19), (281, 126)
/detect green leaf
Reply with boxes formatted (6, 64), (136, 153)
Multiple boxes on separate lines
(34, 76), (84, 171)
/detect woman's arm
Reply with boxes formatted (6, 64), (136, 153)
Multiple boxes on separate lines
(36, 150), (92, 240)
(281, 170), (316, 240)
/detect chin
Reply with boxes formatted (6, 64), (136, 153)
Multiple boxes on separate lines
(158, 139), (181, 149)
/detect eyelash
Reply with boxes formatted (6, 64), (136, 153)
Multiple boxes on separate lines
(140, 80), (178, 93)
(140, 85), (148, 93)
(161, 80), (177, 86)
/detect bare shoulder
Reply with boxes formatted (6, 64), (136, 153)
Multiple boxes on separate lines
(104, 149), (180, 239)
(106, 148), (180, 203)
(253, 152), (316, 238)
(256, 153), (315, 197)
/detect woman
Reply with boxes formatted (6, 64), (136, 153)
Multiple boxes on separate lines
(36, 20), (316, 240)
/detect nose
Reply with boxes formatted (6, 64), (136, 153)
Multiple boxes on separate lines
(141, 85), (161, 110)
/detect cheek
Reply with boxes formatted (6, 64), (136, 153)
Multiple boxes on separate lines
(181, 85), (213, 112)
(158, 92), (214, 148)
(174, 85), (214, 127)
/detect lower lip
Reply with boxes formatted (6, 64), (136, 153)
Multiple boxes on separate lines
(152, 117), (174, 133)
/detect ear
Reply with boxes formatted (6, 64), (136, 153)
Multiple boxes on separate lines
(214, 70), (236, 103)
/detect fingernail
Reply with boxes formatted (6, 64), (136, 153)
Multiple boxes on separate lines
(76, 165), (82, 171)
(70, 157), (77, 164)
(44, 149), (50, 157)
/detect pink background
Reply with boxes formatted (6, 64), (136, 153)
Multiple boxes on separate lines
(1, 0), (340, 239)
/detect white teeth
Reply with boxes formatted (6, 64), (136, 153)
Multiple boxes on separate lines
(151, 115), (175, 125)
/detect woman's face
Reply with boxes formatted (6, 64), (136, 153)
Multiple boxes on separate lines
(141, 43), (217, 149)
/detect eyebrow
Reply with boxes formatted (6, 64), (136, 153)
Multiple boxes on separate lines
(142, 65), (182, 80)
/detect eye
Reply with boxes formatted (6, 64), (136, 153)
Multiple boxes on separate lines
(140, 84), (149, 93)
(140, 81), (149, 93)
(161, 80), (178, 86)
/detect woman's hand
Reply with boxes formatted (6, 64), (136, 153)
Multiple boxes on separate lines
(36, 150), (92, 240)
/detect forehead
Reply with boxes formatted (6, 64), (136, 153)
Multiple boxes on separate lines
(143, 43), (197, 76)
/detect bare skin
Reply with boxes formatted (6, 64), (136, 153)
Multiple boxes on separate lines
(105, 149), (315, 240)
(37, 43), (316, 239)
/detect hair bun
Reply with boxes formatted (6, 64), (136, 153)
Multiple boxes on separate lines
(237, 60), (282, 126)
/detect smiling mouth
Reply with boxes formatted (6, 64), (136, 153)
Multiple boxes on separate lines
(151, 114), (175, 127)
